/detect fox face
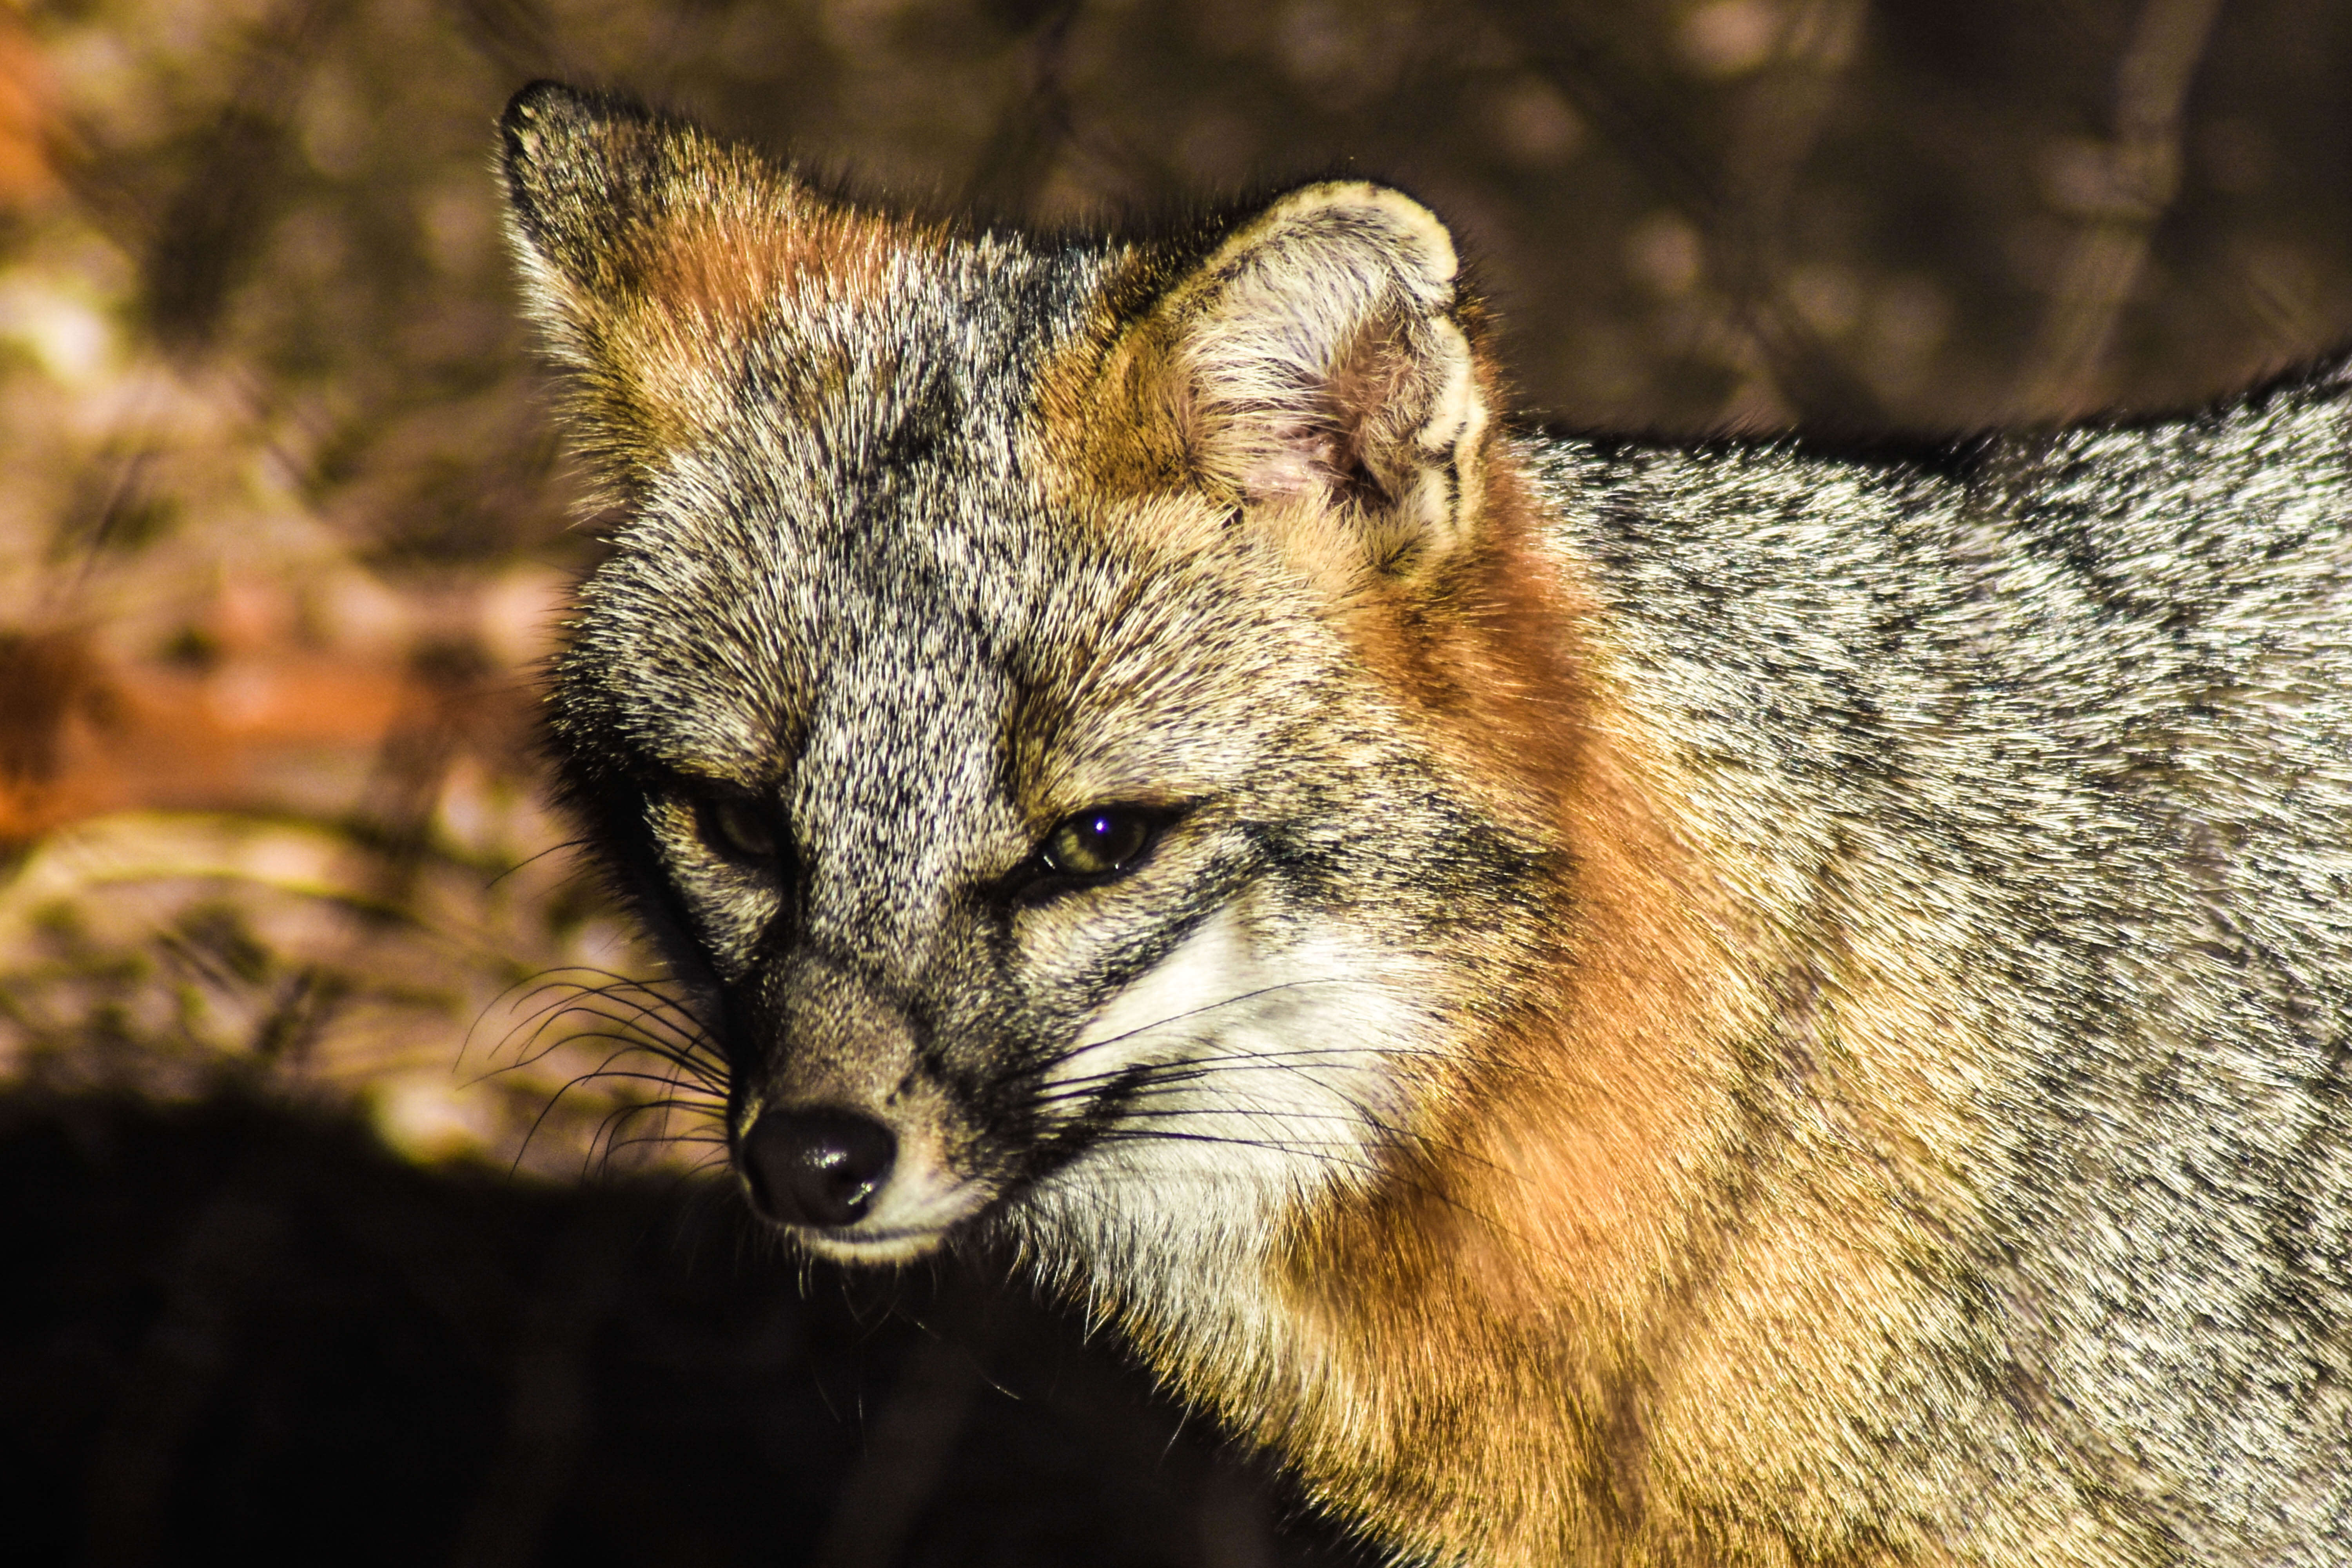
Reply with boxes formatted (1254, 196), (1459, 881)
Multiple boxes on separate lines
(503, 84), (1553, 1299)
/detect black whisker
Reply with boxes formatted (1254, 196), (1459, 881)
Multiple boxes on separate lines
(1029, 1040), (1448, 1106)
(1037, 978), (1368, 1073)
(482, 837), (592, 891)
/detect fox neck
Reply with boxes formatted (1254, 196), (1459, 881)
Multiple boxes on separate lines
(1002, 457), (1779, 1563)
(1232, 731), (1769, 1566)
(1264, 757), (1768, 1567)
(1013, 454), (2108, 1567)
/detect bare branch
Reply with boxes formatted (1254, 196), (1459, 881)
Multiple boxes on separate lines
(2012, 0), (2226, 416)
(1470, 0), (1885, 427)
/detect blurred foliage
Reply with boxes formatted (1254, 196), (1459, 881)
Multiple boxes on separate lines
(3, 0), (2352, 1560)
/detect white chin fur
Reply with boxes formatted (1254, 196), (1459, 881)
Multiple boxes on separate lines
(795, 1225), (958, 1266)
(783, 1169), (990, 1265)
(1005, 907), (1437, 1336)
(793, 1155), (992, 1264)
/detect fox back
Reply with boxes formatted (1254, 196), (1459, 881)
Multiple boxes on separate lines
(500, 82), (2352, 1567)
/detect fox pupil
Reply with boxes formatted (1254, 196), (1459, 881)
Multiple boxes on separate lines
(1040, 809), (1152, 880)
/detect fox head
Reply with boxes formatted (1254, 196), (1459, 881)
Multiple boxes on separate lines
(501, 82), (1588, 1319)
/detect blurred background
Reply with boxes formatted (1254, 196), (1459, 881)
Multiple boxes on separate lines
(4, 0), (2352, 1562)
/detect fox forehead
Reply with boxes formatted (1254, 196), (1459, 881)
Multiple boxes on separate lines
(551, 217), (1374, 806)
(566, 512), (1334, 799)
(554, 234), (1118, 769)
(557, 401), (1347, 861)
(556, 469), (1365, 979)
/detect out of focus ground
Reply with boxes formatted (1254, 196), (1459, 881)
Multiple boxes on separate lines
(4, 1), (2352, 1563)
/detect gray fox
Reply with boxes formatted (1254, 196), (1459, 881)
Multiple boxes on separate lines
(499, 80), (2352, 1567)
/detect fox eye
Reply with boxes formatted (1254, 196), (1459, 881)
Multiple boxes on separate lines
(1037, 807), (1158, 882)
(695, 795), (780, 864)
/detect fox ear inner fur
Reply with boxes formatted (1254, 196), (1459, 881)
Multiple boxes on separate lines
(1150, 183), (1490, 573)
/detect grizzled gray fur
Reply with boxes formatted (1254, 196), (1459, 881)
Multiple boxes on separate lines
(503, 78), (2350, 1568)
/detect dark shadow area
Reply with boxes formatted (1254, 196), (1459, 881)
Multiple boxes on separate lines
(1, 1090), (1353, 1568)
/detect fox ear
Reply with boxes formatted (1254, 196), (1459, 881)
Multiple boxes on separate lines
(1154, 183), (1490, 572)
(499, 81), (678, 314)
(498, 81), (905, 492)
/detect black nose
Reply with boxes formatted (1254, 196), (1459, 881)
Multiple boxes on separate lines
(739, 1108), (897, 1228)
